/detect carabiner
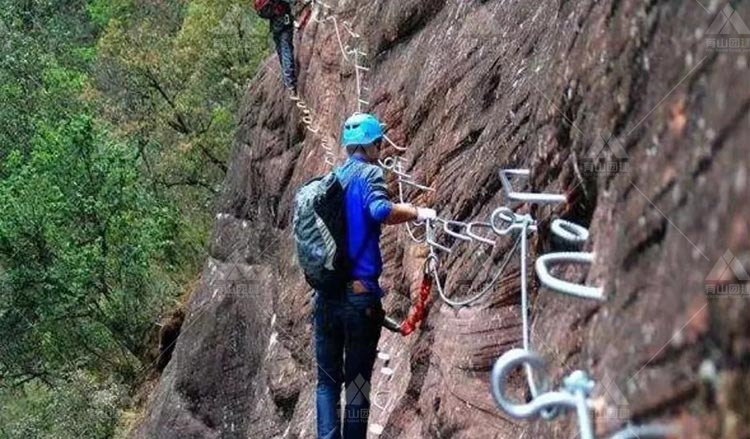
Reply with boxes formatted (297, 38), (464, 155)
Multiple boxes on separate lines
(425, 219), (451, 253)
(440, 219), (473, 242)
(465, 222), (496, 246)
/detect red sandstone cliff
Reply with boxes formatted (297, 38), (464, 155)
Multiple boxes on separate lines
(133, 0), (750, 438)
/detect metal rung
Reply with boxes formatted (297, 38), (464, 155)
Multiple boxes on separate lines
(535, 252), (605, 301)
(500, 169), (567, 205)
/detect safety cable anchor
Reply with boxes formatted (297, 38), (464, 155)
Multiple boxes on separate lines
(491, 349), (596, 439)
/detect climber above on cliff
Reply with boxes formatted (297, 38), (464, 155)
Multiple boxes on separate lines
(254, 0), (303, 94)
(293, 113), (436, 439)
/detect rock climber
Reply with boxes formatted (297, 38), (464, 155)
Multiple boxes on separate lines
(255, 0), (303, 94)
(313, 113), (437, 439)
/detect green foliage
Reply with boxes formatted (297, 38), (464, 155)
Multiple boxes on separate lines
(95, 0), (269, 218)
(0, 0), (271, 436)
(0, 372), (125, 439)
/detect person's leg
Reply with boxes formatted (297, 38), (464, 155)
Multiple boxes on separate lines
(314, 296), (344, 439)
(277, 24), (297, 90)
(271, 22), (297, 90)
(341, 292), (383, 439)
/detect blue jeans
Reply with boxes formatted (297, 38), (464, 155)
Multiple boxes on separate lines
(271, 17), (297, 90)
(314, 290), (383, 439)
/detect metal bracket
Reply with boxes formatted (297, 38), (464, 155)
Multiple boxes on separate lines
(491, 349), (595, 439)
(500, 169), (567, 205)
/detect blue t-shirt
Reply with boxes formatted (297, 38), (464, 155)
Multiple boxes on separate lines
(334, 156), (393, 296)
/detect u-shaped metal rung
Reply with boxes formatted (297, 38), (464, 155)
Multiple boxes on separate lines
(379, 157), (413, 179)
(500, 169), (567, 205)
(465, 222), (496, 246)
(383, 133), (408, 151)
(342, 22), (361, 39)
(535, 252), (605, 301)
(425, 219), (451, 253)
(609, 424), (681, 439)
(439, 219), (473, 242)
(398, 177), (434, 192)
(551, 219), (590, 245)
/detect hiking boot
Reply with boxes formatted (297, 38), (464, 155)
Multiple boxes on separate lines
(288, 86), (299, 101)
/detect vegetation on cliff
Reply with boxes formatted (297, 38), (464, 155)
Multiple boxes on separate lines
(0, 1), (267, 437)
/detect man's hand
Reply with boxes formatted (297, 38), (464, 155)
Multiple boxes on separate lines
(416, 207), (437, 221)
(384, 204), (437, 225)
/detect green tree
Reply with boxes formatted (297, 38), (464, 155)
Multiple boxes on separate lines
(0, 1), (270, 436)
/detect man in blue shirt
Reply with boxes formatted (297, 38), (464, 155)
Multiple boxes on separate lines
(314, 113), (436, 439)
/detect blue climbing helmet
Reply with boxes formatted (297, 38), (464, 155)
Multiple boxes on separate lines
(341, 113), (384, 148)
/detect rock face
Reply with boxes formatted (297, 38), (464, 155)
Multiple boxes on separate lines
(133, 0), (750, 438)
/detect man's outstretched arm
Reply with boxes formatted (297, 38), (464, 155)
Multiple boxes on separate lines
(365, 167), (437, 225)
(383, 204), (438, 225)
